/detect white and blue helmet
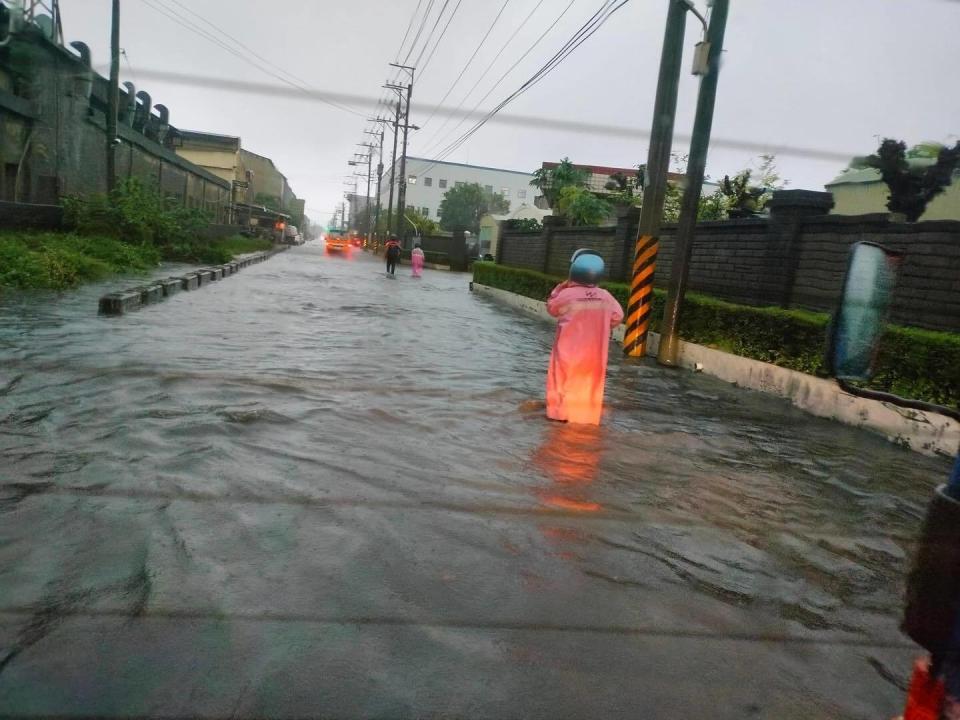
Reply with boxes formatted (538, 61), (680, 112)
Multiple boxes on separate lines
(570, 249), (605, 286)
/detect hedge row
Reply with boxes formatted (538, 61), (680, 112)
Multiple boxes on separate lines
(472, 262), (960, 408)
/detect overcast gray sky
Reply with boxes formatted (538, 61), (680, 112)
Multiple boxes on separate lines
(62, 0), (960, 226)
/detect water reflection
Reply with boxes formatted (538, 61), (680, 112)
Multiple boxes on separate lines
(531, 422), (604, 512)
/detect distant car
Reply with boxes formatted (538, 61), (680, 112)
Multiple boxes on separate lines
(283, 224), (304, 245)
(350, 234), (363, 248)
(325, 231), (349, 253)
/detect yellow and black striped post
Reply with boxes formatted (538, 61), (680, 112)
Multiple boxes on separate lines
(623, 234), (659, 357)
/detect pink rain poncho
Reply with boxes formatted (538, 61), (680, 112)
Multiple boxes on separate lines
(545, 281), (624, 425)
(411, 247), (424, 277)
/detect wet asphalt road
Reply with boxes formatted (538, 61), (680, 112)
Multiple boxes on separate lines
(0, 244), (952, 719)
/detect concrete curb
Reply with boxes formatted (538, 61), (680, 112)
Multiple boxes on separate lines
(471, 282), (960, 457)
(98, 245), (288, 316)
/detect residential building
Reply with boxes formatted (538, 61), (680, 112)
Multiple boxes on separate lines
(825, 166), (960, 221)
(479, 204), (553, 259)
(379, 156), (535, 223)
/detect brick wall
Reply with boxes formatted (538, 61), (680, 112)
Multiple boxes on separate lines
(496, 193), (960, 333)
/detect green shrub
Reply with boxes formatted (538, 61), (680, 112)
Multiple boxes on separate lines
(472, 262), (960, 408)
(0, 232), (160, 291)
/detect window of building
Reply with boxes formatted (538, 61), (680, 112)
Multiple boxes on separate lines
(484, 184), (493, 193)
(421, 207), (429, 217)
(406, 205), (414, 212)
(439, 179), (447, 188)
(455, 181), (465, 188)
(424, 177), (433, 187)
(517, 189), (527, 199)
(501, 187), (510, 197)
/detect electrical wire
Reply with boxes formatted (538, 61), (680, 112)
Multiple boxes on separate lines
(417, 0), (465, 81)
(415, 0), (557, 156)
(395, 0), (425, 63)
(136, 0), (366, 118)
(420, 0), (628, 175)
(412, 0), (452, 70)
(417, 0), (580, 161)
(402, 0), (437, 65)
(418, 0), (512, 131)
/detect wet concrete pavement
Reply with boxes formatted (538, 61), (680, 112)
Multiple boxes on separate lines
(0, 245), (952, 718)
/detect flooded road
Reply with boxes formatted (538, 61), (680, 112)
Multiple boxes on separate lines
(0, 244), (950, 719)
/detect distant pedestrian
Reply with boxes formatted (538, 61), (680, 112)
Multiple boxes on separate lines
(385, 236), (402, 276)
(411, 243), (425, 278)
(545, 249), (623, 425)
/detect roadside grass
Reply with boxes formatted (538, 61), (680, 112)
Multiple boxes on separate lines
(0, 232), (274, 291)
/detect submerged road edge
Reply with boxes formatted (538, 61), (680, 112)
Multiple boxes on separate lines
(471, 282), (960, 458)
(97, 245), (290, 316)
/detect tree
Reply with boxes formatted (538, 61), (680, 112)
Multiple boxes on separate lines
(530, 157), (590, 207)
(604, 167), (644, 208)
(505, 217), (542, 232)
(556, 186), (611, 226)
(438, 183), (509, 233)
(857, 139), (960, 221)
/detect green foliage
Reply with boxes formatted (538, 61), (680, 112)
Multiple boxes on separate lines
(530, 158), (590, 207)
(254, 192), (282, 212)
(604, 169), (642, 208)
(505, 217), (543, 232)
(166, 234), (273, 265)
(404, 208), (439, 236)
(555, 186), (612, 226)
(0, 232), (160, 290)
(859, 138), (960, 221)
(438, 183), (509, 233)
(64, 178), (209, 250)
(472, 262), (960, 408)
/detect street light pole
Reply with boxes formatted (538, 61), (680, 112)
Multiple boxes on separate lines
(385, 97), (401, 236)
(622, 0), (690, 359)
(658, 0), (729, 366)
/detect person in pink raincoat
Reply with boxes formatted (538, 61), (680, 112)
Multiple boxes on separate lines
(411, 243), (425, 278)
(545, 250), (624, 425)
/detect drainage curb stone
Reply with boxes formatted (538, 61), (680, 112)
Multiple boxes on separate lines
(98, 290), (142, 315)
(161, 279), (181, 297)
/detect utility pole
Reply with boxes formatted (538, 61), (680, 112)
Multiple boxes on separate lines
(658, 0), (729, 366)
(365, 127), (385, 243)
(385, 98), (401, 236)
(105, 0), (120, 191)
(360, 142), (377, 244)
(396, 79), (413, 241)
(622, 0), (690, 359)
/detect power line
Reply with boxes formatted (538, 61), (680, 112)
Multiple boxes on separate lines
(422, 0), (628, 174)
(417, 0), (465, 81)
(412, 0), (452, 70)
(395, 0), (426, 63)
(416, 0), (561, 156)
(113, 69), (858, 164)
(136, 0), (366, 118)
(402, 0), (437, 65)
(419, 0), (513, 131)
(418, 0), (579, 159)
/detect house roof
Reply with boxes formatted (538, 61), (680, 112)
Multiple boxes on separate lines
(404, 157), (532, 176)
(825, 167), (883, 187)
(178, 130), (241, 150)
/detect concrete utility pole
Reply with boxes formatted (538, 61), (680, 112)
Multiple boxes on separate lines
(389, 62), (415, 242)
(360, 142), (377, 243)
(658, 0), (729, 366)
(105, 0), (120, 191)
(385, 98), (401, 236)
(622, 0), (690, 359)
(365, 127), (384, 242)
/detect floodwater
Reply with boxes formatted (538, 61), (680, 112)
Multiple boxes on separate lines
(0, 245), (951, 719)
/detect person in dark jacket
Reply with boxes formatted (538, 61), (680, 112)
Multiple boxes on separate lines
(384, 236), (402, 276)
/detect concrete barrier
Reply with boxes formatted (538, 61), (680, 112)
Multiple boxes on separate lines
(98, 290), (142, 315)
(160, 279), (181, 297)
(471, 282), (960, 457)
(98, 245), (286, 316)
(138, 284), (163, 304)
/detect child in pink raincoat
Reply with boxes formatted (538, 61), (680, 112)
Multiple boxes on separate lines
(411, 243), (425, 278)
(545, 250), (624, 425)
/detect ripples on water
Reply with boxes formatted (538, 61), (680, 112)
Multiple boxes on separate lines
(0, 247), (950, 717)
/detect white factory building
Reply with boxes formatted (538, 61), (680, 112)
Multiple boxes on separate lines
(379, 156), (536, 222)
